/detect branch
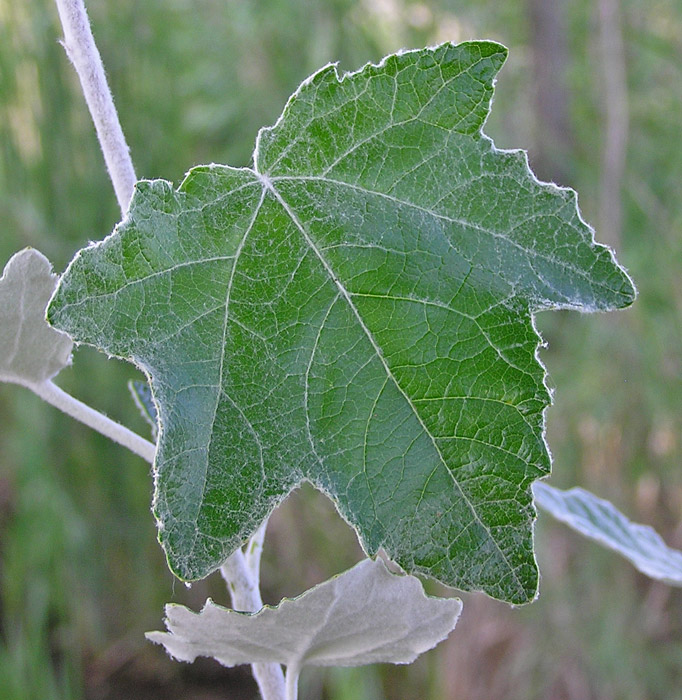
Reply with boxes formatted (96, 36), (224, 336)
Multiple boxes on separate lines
(54, 0), (137, 213)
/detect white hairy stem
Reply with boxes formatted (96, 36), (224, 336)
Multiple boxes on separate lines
(54, 0), (137, 213)
(284, 664), (300, 700)
(31, 380), (155, 463)
(221, 546), (287, 700)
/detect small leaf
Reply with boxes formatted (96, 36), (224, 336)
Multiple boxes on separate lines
(147, 558), (461, 668)
(49, 42), (635, 602)
(0, 248), (73, 388)
(128, 379), (158, 439)
(533, 482), (682, 585)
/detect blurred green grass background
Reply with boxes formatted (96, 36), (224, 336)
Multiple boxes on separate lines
(1, 0), (681, 698)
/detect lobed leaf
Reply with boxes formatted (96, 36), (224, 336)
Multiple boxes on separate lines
(48, 42), (635, 603)
(147, 558), (461, 668)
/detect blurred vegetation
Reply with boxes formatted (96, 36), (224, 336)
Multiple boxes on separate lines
(1, 0), (681, 698)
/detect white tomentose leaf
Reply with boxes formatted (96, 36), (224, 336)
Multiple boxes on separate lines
(533, 482), (682, 585)
(0, 249), (73, 387)
(147, 558), (462, 669)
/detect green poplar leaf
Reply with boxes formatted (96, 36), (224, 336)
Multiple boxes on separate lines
(48, 42), (635, 603)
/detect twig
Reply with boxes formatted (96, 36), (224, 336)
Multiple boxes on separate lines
(54, 0), (137, 213)
(31, 379), (155, 463)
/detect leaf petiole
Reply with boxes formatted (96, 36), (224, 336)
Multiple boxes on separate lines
(30, 379), (155, 463)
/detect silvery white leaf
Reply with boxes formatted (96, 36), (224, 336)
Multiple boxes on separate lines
(147, 558), (461, 669)
(534, 482), (682, 585)
(0, 248), (72, 387)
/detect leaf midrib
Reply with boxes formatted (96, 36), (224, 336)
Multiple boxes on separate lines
(254, 171), (527, 598)
(271, 174), (614, 306)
